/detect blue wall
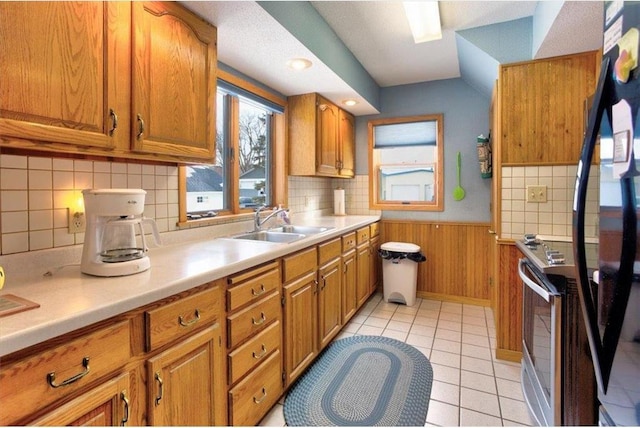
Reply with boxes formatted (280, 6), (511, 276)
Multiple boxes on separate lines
(356, 78), (492, 223)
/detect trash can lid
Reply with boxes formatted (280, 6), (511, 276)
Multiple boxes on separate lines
(380, 242), (421, 253)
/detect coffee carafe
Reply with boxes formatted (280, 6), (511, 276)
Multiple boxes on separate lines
(81, 189), (161, 277)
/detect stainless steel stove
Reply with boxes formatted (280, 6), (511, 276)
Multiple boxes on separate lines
(517, 235), (598, 278)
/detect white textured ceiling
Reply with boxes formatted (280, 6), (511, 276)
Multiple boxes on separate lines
(181, 1), (603, 116)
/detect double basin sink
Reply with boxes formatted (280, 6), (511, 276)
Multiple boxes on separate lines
(232, 225), (333, 243)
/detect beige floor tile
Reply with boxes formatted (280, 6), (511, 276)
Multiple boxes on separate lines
(429, 349), (461, 369)
(386, 319), (412, 332)
(382, 328), (408, 342)
(343, 321), (361, 333)
(460, 408), (503, 426)
(500, 396), (535, 425)
(392, 312), (416, 323)
(420, 299), (442, 310)
(370, 308), (395, 319)
(364, 316), (390, 328)
(462, 323), (488, 336)
(496, 378), (525, 401)
(435, 328), (461, 342)
(441, 302), (463, 314)
(461, 343), (493, 361)
(357, 325), (384, 336)
(413, 345), (431, 358)
(462, 314), (486, 326)
(437, 320), (463, 332)
(439, 311), (462, 322)
(430, 380), (460, 405)
(432, 337), (462, 354)
(426, 400), (460, 426)
(410, 325), (436, 338)
(494, 361), (521, 382)
(258, 403), (285, 426)
(463, 304), (487, 317)
(376, 301), (400, 312)
(351, 314), (368, 324)
(431, 363), (460, 385)
(417, 308), (441, 320)
(461, 332), (490, 348)
(460, 370), (497, 394)
(395, 304), (420, 314)
(461, 355), (494, 376)
(460, 387), (500, 417)
(414, 315), (438, 327)
(502, 419), (532, 427)
(406, 332), (434, 349)
(334, 331), (354, 341)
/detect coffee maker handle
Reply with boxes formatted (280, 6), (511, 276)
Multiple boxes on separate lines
(142, 217), (162, 246)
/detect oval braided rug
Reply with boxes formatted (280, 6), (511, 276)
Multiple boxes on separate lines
(284, 335), (433, 426)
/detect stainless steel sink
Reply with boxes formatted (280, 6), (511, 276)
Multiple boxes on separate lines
(269, 225), (333, 235)
(232, 230), (306, 243)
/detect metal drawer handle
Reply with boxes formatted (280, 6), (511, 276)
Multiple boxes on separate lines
(179, 309), (201, 327)
(252, 312), (266, 325)
(251, 284), (266, 296)
(136, 114), (144, 140)
(47, 357), (90, 388)
(154, 372), (163, 406)
(252, 344), (267, 359)
(253, 387), (267, 404)
(120, 390), (130, 426)
(109, 108), (118, 135)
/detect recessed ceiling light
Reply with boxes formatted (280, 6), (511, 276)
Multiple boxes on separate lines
(286, 58), (312, 70)
(343, 99), (358, 106)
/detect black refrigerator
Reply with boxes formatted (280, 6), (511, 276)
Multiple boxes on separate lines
(573, 1), (640, 425)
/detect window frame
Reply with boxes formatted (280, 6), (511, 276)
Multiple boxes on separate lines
(368, 113), (444, 211)
(177, 70), (287, 227)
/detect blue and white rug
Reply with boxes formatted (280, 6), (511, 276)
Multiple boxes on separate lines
(284, 335), (433, 426)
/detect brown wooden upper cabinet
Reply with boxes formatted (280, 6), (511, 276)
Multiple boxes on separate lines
(0, 2), (217, 164)
(288, 93), (355, 178)
(498, 50), (599, 165)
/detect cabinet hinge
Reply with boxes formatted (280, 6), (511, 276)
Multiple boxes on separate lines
(281, 295), (286, 306)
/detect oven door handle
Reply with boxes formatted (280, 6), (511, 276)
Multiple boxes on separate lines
(518, 259), (557, 303)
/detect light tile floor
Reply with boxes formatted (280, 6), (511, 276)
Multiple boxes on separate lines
(259, 293), (535, 427)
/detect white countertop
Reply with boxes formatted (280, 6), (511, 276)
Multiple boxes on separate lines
(0, 215), (379, 357)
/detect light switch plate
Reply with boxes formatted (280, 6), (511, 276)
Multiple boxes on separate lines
(527, 185), (547, 203)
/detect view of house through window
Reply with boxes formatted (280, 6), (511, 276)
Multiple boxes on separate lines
(185, 83), (274, 218)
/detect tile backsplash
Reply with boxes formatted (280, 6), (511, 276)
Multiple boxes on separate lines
(500, 165), (599, 240)
(0, 153), (379, 256)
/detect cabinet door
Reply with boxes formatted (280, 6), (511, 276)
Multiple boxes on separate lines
(283, 271), (318, 386)
(0, 2), (129, 150)
(147, 325), (225, 426)
(316, 96), (339, 176)
(132, 2), (217, 162)
(369, 236), (380, 295)
(356, 243), (371, 307)
(319, 258), (342, 349)
(31, 373), (130, 426)
(342, 250), (357, 324)
(338, 109), (355, 177)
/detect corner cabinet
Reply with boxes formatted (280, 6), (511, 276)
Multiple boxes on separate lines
(131, 2), (217, 162)
(289, 93), (355, 178)
(0, 1), (217, 164)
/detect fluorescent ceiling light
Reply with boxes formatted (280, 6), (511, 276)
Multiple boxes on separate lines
(403, 1), (442, 44)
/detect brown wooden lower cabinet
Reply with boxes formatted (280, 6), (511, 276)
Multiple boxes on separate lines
(341, 249), (357, 324)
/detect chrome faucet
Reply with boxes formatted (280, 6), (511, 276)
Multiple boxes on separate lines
(254, 205), (290, 231)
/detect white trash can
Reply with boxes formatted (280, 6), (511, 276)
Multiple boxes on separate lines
(379, 242), (425, 307)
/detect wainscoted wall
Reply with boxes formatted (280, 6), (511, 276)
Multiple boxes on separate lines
(500, 164), (599, 240)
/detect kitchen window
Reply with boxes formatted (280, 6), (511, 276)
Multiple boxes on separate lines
(368, 114), (444, 211)
(178, 71), (287, 225)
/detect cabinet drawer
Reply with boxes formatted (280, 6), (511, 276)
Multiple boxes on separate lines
(318, 238), (341, 265)
(227, 292), (281, 349)
(0, 321), (131, 425)
(146, 285), (221, 352)
(356, 226), (370, 244)
(227, 265), (280, 312)
(228, 320), (281, 385)
(370, 222), (379, 238)
(282, 247), (317, 283)
(229, 350), (283, 427)
(342, 232), (356, 252)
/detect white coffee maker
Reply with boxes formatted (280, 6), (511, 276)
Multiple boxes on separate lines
(81, 189), (161, 277)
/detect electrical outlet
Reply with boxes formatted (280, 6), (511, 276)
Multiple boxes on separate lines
(526, 185), (548, 203)
(68, 209), (86, 233)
